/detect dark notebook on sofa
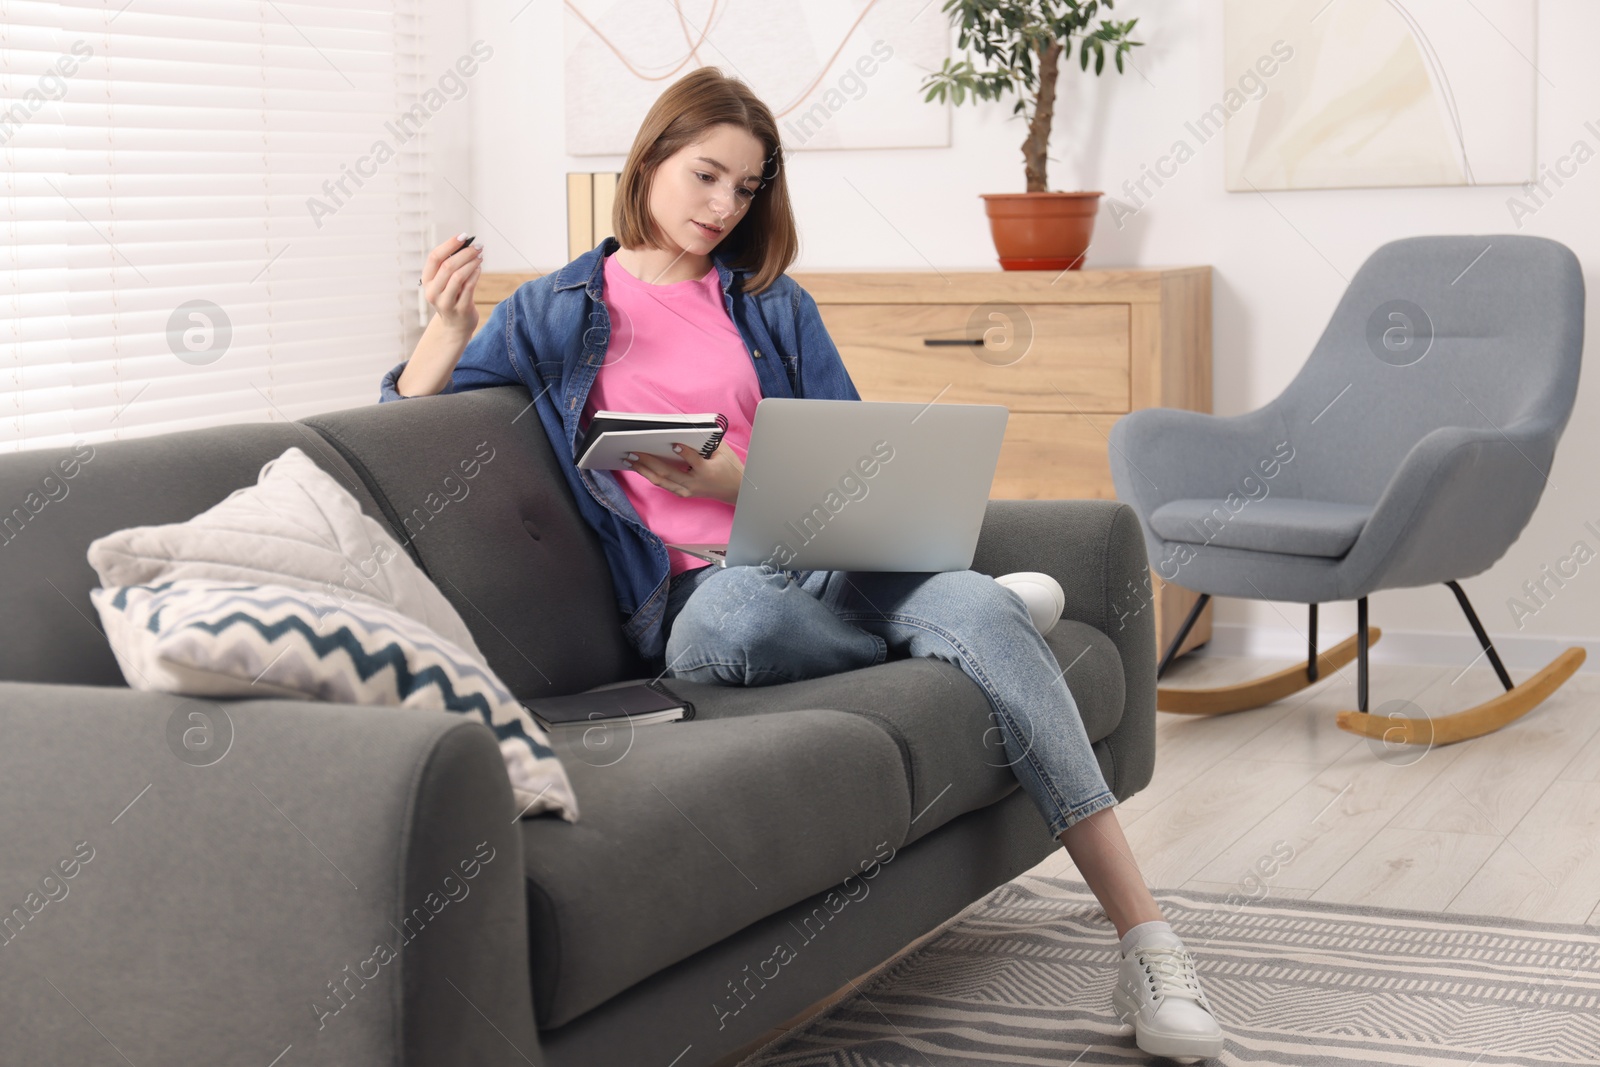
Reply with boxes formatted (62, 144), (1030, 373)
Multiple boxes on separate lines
(521, 680), (696, 732)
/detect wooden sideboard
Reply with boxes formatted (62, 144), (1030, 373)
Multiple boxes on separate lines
(472, 267), (1213, 662)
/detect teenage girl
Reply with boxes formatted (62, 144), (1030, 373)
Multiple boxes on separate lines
(394, 66), (1224, 1062)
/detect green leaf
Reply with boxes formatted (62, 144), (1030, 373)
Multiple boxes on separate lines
(1095, 45), (1105, 74)
(1080, 42), (1090, 70)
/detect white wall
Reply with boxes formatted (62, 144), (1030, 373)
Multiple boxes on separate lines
(460, 0), (1599, 664)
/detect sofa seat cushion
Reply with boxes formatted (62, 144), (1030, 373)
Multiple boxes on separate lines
(522, 709), (910, 1028)
(1150, 497), (1373, 558)
(521, 620), (1123, 1027)
(659, 619), (1124, 848)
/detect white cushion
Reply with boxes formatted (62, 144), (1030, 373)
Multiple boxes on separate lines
(86, 445), (483, 660)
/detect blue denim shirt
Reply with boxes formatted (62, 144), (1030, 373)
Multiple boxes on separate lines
(379, 234), (862, 664)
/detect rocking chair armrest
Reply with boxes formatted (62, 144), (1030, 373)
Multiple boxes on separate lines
(1350, 420), (1557, 592)
(1108, 405), (1294, 523)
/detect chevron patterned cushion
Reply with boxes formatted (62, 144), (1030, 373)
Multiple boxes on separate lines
(87, 578), (578, 822)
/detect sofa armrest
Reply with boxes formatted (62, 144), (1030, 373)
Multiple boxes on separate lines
(970, 499), (1157, 799)
(0, 682), (543, 1067)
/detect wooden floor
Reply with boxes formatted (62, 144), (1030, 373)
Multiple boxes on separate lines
(720, 652), (1600, 1066)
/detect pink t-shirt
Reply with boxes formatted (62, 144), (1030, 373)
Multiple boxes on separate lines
(580, 251), (763, 576)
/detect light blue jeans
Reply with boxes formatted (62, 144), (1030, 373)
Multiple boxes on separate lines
(660, 562), (1119, 837)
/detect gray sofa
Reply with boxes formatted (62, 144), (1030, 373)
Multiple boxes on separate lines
(0, 384), (1156, 1066)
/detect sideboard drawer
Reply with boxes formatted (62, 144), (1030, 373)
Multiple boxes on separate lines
(820, 303), (1130, 413)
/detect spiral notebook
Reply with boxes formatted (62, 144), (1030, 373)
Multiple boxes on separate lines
(575, 410), (729, 471)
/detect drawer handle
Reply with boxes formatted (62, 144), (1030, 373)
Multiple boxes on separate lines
(923, 338), (984, 347)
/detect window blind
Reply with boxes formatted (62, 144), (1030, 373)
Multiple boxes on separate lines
(1, 0), (429, 453)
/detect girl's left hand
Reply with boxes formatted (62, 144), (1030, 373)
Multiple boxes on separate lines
(622, 443), (744, 506)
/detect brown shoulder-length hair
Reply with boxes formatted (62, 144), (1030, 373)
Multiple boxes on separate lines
(613, 66), (796, 296)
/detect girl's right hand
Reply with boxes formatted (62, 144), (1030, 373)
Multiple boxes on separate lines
(423, 233), (484, 338)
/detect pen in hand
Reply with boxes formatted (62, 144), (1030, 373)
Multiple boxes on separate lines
(419, 234), (475, 285)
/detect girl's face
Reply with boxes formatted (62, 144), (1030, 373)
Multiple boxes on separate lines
(650, 124), (769, 255)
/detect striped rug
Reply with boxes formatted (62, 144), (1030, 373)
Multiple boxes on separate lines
(739, 873), (1600, 1065)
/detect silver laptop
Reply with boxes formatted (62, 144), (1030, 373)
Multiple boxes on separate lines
(668, 398), (1008, 571)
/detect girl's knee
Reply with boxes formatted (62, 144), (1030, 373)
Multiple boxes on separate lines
(909, 571), (1033, 648)
(940, 569), (1022, 618)
(665, 565), (787, 660)
(695, 565), (787, 621)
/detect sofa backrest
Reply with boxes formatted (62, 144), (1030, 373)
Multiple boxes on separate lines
(0, 421), (380, 685)
(302, 386), (649, 697)
(0, 386), (647, 698)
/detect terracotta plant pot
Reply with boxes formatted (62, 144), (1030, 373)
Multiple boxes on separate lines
(980, 191), (1103, 271)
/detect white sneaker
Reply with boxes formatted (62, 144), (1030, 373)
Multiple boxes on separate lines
(994, 571), (1065, 636)
(1111, 930), (1225, 1061)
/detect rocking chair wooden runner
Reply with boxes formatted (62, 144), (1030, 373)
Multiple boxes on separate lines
(1108, 235), (1588, 746)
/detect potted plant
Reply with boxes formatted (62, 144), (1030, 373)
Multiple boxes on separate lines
(920, 0), (1143, 270)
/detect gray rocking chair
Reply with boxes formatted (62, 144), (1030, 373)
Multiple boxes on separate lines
(1108, 234), (1586, 746)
